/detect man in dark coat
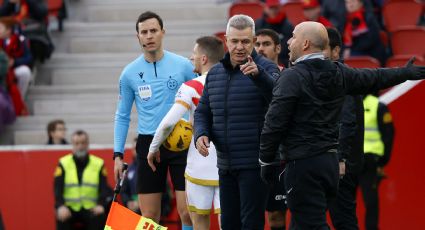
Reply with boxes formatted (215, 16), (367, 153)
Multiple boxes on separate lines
(259, 21), (425, 229)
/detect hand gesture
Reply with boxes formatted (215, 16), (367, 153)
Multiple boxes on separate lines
(240, 56), (259, 77)
(405, 57), (425, 80)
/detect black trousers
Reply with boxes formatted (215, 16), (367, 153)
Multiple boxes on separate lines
(219, 168), (269, 230)
(56, 208), (105, 230)
(358, 155), (382, 230)
(329, 172), (360, 230)
(286, 153), (339, 230)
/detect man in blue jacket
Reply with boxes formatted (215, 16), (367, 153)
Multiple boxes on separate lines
(194, 14), (280, 230)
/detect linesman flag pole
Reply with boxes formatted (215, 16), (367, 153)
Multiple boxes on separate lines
(104, 163), (167, 230)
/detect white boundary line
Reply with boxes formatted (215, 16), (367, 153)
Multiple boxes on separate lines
(379, 80), (423, 105)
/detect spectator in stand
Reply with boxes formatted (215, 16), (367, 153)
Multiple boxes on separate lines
(46, 119), (68, 145)
(0, 0), (53, 63)
(343, 0), (386, 65)
(0, 0), (47, 23)
(321, 0), (374, 33)
(302, 0), (333, 28)
(0, 16), (32, 98)
(255, 0), (293, 66)
(0, 47), (15, 133)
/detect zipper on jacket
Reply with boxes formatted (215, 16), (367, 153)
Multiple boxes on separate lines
(224, 73), (231, 169)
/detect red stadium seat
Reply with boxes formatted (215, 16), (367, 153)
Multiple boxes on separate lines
(229, 2), (264, 21)
(282, 1), (305, 26)
(379, 30), (389, 48)
(383, 1), (422, 32)
(386, 55), (425, 67)
(47, 0), (65, 31)
(214, 31), (228, 52)
(47, 0), (63, 16)
(345, 56), (381, 68)
(391, 26), (425, 57)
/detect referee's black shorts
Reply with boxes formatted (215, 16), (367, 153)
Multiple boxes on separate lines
(136, 134), (187, 194)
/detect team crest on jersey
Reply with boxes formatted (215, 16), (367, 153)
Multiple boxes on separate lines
(167, 76), (178, 90)
(138, 85), (152, 101)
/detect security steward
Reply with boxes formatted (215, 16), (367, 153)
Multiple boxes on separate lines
(359, 94), (394, 230)
(54, 130), (112, 230)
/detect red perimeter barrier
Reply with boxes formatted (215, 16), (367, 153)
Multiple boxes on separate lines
(1, 82), (424, 229)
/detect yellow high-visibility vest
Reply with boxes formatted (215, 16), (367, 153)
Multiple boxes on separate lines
(363, 95), (384, 156)
(59, 154), (103, 212)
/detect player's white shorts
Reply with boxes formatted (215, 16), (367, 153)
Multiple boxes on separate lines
(186, 179), (220, 215)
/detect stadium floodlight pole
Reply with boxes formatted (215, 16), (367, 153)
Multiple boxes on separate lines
(112, 163), (128, 202)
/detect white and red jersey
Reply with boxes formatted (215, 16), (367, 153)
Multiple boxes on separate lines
(175, 74), (218, 185)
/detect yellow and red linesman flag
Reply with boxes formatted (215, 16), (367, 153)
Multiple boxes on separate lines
(104, 202), (167, 230)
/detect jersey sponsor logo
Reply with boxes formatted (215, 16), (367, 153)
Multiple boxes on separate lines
(138, 85), (152, 101)
(275, 194), (286, 201)
(167, 76), (178, 90)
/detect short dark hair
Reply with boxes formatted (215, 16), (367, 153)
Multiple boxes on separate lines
(327, 27), (342, 50)
(47, 119), (65, 137)
(72, 130), (89, 139)
(136, 11), (163, 32)
(0, 16), (18, 29)
(255, 29), (280, 46)
(196, 36), (225, 64)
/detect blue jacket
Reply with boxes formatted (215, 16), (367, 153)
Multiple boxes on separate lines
(194, 50), (280, 170)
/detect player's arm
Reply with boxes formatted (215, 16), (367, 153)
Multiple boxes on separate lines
(113, 72), (134, 180)
(148, 87), (191, 153)
(147, 84), (192, 171)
